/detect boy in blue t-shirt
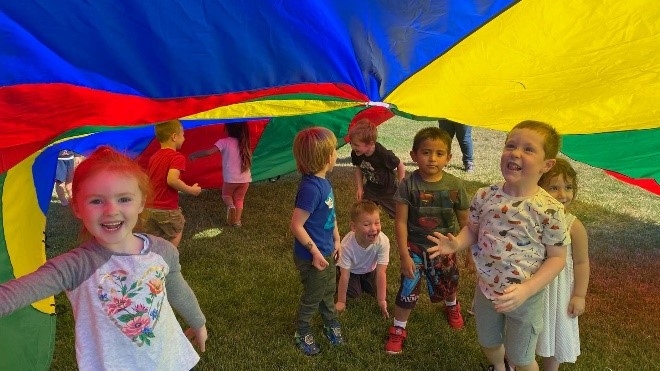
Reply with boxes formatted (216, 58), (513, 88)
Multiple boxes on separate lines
(290, 127), (343, 356)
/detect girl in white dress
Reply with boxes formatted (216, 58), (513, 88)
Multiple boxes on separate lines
(536, 158), (590, 370)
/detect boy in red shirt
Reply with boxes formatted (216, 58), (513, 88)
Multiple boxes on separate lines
(145, 119), (201, 247)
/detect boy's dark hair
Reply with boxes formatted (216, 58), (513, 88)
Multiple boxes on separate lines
(412, 127), (452, 153)
(509, 120), (561, 159)
(349, 200), (381, 222)
(539, 158), (578, 198)
(348, 118), (378, 143)
(154, 119), (183, 143)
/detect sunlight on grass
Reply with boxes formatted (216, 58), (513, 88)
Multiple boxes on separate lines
(192, 227), (224, 239)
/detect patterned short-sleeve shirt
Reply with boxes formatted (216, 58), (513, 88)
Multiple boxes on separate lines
(469, 184), (570, 300)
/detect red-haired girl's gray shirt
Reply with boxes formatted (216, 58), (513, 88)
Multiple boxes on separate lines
(0, 234), (205, 370)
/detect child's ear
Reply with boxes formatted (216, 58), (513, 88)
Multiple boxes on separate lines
(71, 201), (82, 220)
(542, 158), (557, 173)
(409, 150), (417, 161)
(447, 153), (453, 162)
(349, 220), (356, 232)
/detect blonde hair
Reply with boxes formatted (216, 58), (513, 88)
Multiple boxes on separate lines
(539, 158), (578, 198)
(348, 118), (377, 143)
(508, 120), (561, 159)
(293, 127), (337, 175)
(349, 200), (381, 222)
(154, 119), (183, 143)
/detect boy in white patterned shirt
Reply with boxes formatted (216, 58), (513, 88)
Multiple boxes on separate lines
(428, 121), (570, 371)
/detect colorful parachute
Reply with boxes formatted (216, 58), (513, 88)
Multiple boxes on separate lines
(1, 0), (658, 368)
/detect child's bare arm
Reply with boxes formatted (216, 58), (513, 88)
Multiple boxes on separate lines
(394, 202), (414, 278)
(569, 218), (589, 317)
(375, 264), (389, 318)
(336, 267), (350, 312)
(494, 243), (567, 313)
(167, 169), (201, 196)
(333, 220), (341, 260)
(396, 162), (406, 183)
(455, 209), (468, 230)
(188, 147), (218, 160)
(354, 167), (364, 200)
(454, 209), (473, 269)
(291, 208), (328, 271)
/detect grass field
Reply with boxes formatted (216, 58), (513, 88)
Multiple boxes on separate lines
(45, 117), (659, 370)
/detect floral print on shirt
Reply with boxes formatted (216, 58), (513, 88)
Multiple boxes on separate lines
(97, 266), (167, 346)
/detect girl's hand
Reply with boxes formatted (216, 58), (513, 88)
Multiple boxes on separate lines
(493, 284), (532, 313)
(400, 255), (415, 279)
(568, 295), (586, 317)
(336, 301), (346, 313)
(426, 232), (457, 259)
(312, 252), (328, 271)
(185, 325), (208, 352)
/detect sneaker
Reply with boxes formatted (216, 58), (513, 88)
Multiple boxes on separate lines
(445, 302), (464, 329)
(294, 331), (320, 356)
(384, 326), (407, 354)
(464, 161), (475, 173)
(323, 321), (345, 345)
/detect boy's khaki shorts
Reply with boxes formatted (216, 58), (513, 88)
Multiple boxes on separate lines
(473, 285), (544, 366)
(143, 208), (185, 240)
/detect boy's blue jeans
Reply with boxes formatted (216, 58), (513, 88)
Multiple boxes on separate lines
(438, 119), (474, 164)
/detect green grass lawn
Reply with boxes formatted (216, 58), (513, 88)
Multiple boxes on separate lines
(45, 117), (660, 370)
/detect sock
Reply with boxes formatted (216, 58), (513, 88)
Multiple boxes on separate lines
(445, 299), (457, 307)
(393, 319), (407, 329)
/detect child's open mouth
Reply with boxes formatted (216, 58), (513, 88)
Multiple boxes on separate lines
(102, 222), (123, 231)
(507, 163), (522, 171)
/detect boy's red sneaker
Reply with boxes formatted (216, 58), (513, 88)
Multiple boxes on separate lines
(445, 302), (464, 329)
(384, 326), (407, 354)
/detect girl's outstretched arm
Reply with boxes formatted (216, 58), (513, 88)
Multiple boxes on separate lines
(568, 218), (589, 317)
(188, 147), (218, 160)
(0, 248), (86, 317)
